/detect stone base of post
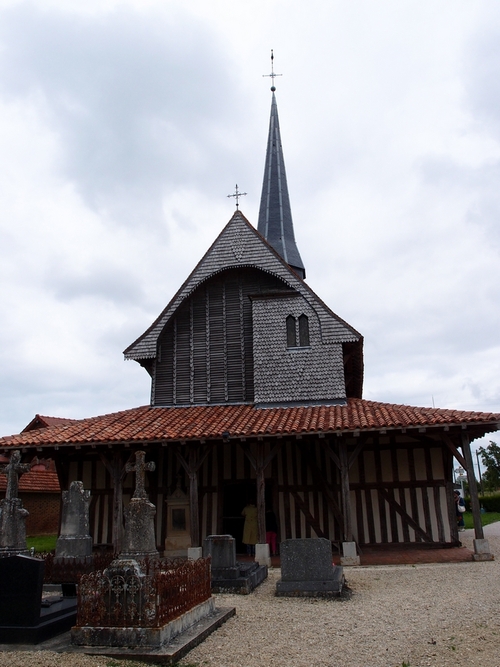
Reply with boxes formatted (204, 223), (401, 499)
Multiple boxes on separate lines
(340, 541), (360, 566)
(473, 538), (494, 561)
(255, 543), (271, 567)
(187, 546), (203, 560)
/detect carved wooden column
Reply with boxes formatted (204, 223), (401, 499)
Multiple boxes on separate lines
(176, 443), (211, 549)
(241, 440), (281, 563)
(255, 442), (266, 544)
(338, 441), (352, 543)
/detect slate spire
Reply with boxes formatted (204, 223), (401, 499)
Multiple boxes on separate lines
(257, 85), (306, 279)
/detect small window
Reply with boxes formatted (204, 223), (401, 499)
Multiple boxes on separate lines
(298, 314), (310, 346)
(286, 315), (296, 347)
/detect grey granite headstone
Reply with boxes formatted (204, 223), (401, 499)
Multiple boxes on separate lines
(276, 538), (344, 597)
(0, 450), (31, 557)
(55, 481), (92, 560)
(203, 535), (238, 579)
(203, 535), (268, 594)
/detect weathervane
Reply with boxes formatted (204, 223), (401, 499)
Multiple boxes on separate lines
(263, 49), (282, 91)
(227, 184), (247, 209)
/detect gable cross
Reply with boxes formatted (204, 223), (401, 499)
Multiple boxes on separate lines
(125, 450), (155, 499)
(0, 450), (31, 500)
(227, 184), (247, 210)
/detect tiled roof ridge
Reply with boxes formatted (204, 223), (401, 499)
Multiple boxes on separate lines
(0, 400), (498, 448)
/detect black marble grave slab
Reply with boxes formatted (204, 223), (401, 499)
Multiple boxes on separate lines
(0, 555), (77, 643)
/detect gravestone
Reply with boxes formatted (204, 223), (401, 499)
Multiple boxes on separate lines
(276, 538), (344, 597)
(203, 535), (268, 594)
(120, 450), (159, 560)
(164, 481), (191, 557)
(0, 555), (77, 643)
(55, 481), (92, 561)
(0, 450), (31, 557)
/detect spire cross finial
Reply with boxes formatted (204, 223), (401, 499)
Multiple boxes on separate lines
(227, 184), (247, 209)
(263, 49), (282, 91)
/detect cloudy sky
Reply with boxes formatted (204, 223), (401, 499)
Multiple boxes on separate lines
(0, 0), (499, 461)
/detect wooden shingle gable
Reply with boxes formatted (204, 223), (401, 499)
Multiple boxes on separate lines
(124, 210), (361, 363)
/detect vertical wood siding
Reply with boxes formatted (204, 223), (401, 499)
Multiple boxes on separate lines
(154, 268), (290, 406)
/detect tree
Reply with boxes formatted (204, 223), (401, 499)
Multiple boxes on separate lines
(478, 441), (500, 492)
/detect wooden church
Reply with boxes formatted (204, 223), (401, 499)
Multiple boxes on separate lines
(1, 78), (499, 560)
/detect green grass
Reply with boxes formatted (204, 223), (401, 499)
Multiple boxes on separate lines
(463, 512), (500, 529)
(26, 534), (57, 553)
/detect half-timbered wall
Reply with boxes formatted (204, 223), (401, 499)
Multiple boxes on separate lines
(66, 434), (456, 551)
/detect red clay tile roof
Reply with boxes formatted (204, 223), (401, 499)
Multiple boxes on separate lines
(22, 414), (78, 432)
(0, 470), (60, 493)
(0, 399), (498, 449)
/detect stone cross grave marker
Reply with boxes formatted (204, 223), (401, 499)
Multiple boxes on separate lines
(0, 450), (30, 500)
(0, 450), (31, 555)
(125, 450), (155, 499)
(120, 450), (158, 560)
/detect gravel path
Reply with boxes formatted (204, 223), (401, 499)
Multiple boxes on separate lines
(1, 528), (499, 667)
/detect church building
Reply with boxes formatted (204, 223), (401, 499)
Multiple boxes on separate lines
(1, 74), (499, 561)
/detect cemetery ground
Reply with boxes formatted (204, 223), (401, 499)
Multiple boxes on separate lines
(1, 525), (499, 667)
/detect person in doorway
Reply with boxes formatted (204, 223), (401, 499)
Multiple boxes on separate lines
(241, 501), (258, 555)
(265, 508), (278, 556)
(454, 489), (466, 531)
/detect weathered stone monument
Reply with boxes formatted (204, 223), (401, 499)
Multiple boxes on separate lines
(276, 538), (344, 597)
(0, 554), (77, 643)
(55, 481), (92, 562)
(203, 534), (268, 594)
(120, 450), (159, 560)
(71, 450), (235, 657)
(0, 450), (31, 557)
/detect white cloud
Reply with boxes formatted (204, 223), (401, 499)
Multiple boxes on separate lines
(0, 0), (499, 440)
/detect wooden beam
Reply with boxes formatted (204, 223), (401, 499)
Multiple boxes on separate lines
(339, 441), (352, 542)
(298, 444), (344, 537)
(461, 432), (484, 540)
(290, 491), (326, 538)
(319, 440), (340, 469)
(99, 450), (133, 554)
(348, 441), (365, 469)
(378, 488), (433, 542)
(442, 434), (467, 469)
(240, 441), (282, 544)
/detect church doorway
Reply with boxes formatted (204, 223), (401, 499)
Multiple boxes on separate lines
(222, 480), (273, 554)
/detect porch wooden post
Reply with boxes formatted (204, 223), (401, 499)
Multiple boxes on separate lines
(339, 441), (352, 542)
(256, 442), (266, 544)
(100, 451), (128, 554)
(188, 446), (200, 548)
(461, 431), (484, 540)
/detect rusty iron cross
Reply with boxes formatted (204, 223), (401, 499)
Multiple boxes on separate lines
(125, 450), (155, 499)
(0, 450), (31, 500)
(227, 184), (247, 210)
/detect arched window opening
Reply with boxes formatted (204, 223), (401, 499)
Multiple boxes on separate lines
(298, 314), (310, 346)
(286, 315), (296, 348)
